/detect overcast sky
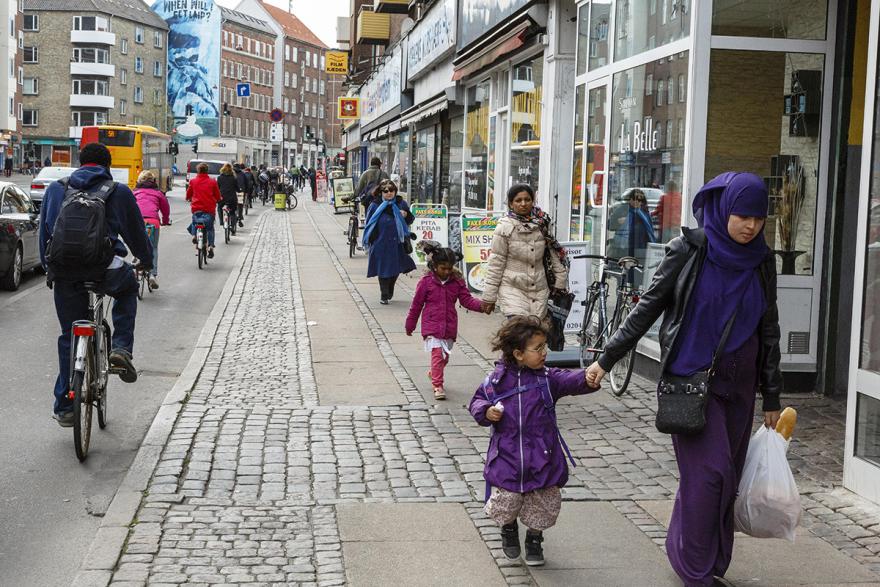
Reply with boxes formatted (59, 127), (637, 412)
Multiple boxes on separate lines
(214, 0), (348, 48)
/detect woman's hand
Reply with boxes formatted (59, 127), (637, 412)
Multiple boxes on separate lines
(486, 406), (503, 422)
(482, 302), (495, 314)
(764, 410), (781, 429)
(585, 362), (606, 387)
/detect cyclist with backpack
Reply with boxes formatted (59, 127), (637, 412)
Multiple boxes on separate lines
(356, 157), (389, 214)
(39, 143), (153, 427)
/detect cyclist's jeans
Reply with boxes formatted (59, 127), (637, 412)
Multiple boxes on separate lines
(52, 264), (138, 415)
(189, 212), (215, 247)
(145, 219), (160, 276)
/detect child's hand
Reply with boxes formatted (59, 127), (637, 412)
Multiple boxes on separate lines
(586, 362), (606, 388)
(486, 406), (503, 422)
(482, 301), (495, 314)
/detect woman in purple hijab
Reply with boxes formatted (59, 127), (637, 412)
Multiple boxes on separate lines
(585, 172), (785, 586)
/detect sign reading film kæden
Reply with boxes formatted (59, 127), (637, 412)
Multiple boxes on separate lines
(325, 51), (348, 75)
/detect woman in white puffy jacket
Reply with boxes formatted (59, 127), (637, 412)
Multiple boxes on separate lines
(482, 184), (568, 319)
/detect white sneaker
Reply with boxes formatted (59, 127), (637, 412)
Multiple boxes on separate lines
(148, 276), (159, 290)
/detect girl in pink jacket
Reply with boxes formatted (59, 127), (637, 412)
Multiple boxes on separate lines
(133, 171), (171, 288)
(406, 244), (489, 400)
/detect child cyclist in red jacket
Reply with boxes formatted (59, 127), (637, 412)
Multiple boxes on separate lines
(406, 244), (491, 400)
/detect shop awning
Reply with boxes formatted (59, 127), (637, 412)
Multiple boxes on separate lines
(398, 95), (448, 127)
(452, 22), (529, 81)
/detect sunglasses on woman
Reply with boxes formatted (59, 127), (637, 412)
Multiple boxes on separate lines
(382, 188), (397, 193)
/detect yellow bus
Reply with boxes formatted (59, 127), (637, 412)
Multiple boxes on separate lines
(81, 125), (174, 192)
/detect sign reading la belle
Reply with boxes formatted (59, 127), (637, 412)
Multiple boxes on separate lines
(618, 118), (659, 154)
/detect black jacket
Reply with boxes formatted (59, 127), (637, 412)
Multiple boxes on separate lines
(598, 227), (782, 412)
(217, 173), (239, 206)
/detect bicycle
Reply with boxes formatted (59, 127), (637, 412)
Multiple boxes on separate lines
(222, 205), (234, 244)
(285, 185), (298, 210)
(135, 223), (157, 299)
(345, 203), (362, 258)
(195, 222), (208, 269)
(68, 283), (121, 461)
(574, 254), (643, 396)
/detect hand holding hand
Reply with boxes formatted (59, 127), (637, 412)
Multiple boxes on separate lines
(764, 410), (781, 429)
(486, 406), (503, 422)
(482, 302), (495, 315)
(585, 362), (606, 388)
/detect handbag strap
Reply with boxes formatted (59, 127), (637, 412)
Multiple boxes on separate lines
(709, 310), (738, 377)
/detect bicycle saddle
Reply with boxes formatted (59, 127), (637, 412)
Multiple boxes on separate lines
(617, 256), (642, 270)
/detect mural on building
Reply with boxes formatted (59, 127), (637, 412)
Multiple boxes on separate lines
(152, 0), (221, 142)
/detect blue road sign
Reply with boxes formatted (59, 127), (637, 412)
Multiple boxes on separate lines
(236, 83), (251, 97)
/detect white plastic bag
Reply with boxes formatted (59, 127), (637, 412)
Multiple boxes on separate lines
(734, 426), (802, 541)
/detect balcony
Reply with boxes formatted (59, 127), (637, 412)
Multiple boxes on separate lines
(373, 0), (407, 13)
(357, 9), (390, 45)
(70, 30), (116, 45)
(71, 62), (115, 77)
(70, 94), (115, 109)
(69, 126), (85, 139)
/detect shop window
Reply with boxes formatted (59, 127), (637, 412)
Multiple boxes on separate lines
(413, 126), (438, 204)
(588, 0), (611, 71)
(860, 64), (880, 373)
(615, 0), (690, 62)
(448, 113), (464, 213)
(510, 54), (543, 194)
(706, 50), (823, 276)
(855, 394), (880, 466)
(712, 0), (827, 40)
(493, 70), (509, 110)
(396, 130), (410, 199)
(576, 4), (589, 76)
(607, 52), (689, 343)
(569, 84), (587, 240)
(463, 81), (490, 209)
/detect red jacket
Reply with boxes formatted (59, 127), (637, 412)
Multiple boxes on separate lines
(405, 272), (484, 341)
(186, 173), (221, 216)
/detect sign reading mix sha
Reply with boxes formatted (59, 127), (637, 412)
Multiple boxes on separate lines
(461, 214), (499, 292)
(410, 204), (449, 265)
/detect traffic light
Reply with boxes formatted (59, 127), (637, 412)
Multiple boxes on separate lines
(192, 143), (198, 154)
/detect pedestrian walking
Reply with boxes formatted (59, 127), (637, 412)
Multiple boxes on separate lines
(405, 244), (490, 400)
(356, 157), (389, 214)
(308, 167), (317, 201)
(133, 170), (171, 289)
(362, 179), (416, 304)
(481, 184), (568, 319)
(470, 316), (598, 566)
(586, 172), (784, 587)
(4, 154), (12, 177)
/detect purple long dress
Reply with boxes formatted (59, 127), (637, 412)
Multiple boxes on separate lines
(665, 333), (759, 586)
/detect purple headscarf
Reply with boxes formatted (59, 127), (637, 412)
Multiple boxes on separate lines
(667, 172), (769, 376)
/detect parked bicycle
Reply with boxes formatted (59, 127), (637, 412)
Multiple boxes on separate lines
(345, 205), (362, 258)
(68, 283), (121, 460)
(195, 222), (208, 269)
(574, 254), (644, 396)
(285, 184), (298, 210)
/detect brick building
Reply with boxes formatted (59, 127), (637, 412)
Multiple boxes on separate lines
(1, 0), (22, 169)
(218, 7), (275, 167)
(21, 0), (167, 166)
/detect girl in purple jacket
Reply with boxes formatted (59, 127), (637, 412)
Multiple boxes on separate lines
(405, 245), (489, 400)
(470, 316), (598, 566)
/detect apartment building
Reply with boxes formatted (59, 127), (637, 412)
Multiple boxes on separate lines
(0, 0), (21, 169)
(21, 0), (167, 165)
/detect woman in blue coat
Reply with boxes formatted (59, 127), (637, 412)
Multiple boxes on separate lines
(363, 179), (416, 303)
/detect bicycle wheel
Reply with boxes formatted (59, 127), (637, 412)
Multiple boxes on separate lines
(97, 324), (110, 429)
(579, 296), (602, 368)
(198, 244), (204, 270)
(348, 217), (357, 257)
(289, 194), (298, 210)
(609, 302), (636, 396)
(72, 340), (94, 461)
(137, 271), (145, 300)
(224, 221), (230, 244)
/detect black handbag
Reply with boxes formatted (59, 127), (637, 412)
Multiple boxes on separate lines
(655, 311), (737, 435)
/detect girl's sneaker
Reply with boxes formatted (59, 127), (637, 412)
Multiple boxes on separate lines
(524, 531), (545, 566)
(501, 521), (520, 560)
(433, 387), (446, 400)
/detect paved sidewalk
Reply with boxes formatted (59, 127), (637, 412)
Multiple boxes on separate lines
(74, 199), (880, 586)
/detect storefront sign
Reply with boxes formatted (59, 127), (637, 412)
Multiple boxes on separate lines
(331, 177), (355, 210)
(410, 204), (449, 265)
(316, 170), (328, 202)
(461, 214), (500, 292)
(559, 242), (590, 332)
(407, 0), (456, 80)
(458, 0), (532, 50)
(325, 51), (348, 75)
(338, 97), (360, 120)
(618, 118), (659, 154)
(360, 45), (402, 127)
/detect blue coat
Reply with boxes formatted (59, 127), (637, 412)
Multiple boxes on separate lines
(365, 197), (416, 279)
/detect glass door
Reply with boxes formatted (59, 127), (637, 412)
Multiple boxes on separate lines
(845, 2), (880, 505)
(570, 79), (609, 253)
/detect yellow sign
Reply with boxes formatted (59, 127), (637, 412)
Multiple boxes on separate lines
(325, 51), (348, 75)
(338, 97), (360, 120)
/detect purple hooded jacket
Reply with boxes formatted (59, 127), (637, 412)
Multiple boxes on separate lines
(469, 361), (598, 494)
(405, 272), (484, 340)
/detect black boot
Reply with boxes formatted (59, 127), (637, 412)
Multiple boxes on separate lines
(524, 530), (544, 566)
(501, 521), (520, 560)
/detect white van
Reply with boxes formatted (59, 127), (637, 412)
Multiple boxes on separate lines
(185, 159), (226, 187)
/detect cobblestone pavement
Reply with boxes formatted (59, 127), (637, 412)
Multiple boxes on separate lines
(100, 203), (880, 586)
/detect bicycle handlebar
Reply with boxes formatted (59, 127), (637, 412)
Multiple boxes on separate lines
(572, 254), (620, 263)
(572, 253), (644, 271)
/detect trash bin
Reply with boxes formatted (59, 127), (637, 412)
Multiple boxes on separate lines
(274, 191), (286, 211)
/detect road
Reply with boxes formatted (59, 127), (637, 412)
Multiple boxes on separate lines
(0, 180), (259, 586)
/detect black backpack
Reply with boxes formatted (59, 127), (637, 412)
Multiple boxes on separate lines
(45, 178), (117, 281)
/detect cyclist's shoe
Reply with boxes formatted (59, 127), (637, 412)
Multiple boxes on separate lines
(148, 276), (159, 290)
(238, 219), (244, 228)
(524, 531), (545, 566)
(53, 410), (75, 428)
(501, 521), (520, 560)
(109, 349), (138, 383)
(208, 248), (215, 259)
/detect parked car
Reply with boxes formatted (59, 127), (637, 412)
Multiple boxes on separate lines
(30, 166), (74, 211)
(185, 159), (225, 188)
(0, 183), (41, 290)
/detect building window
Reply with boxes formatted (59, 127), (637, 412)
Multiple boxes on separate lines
(135, 26), (144, 44)
(23, 14), (37, 31)
(73, 16), (109, 32)
(645, 74), (653, 95)
(320, 80), (324, 95)
(120, 99), (126, 115)
(16, 66), (22, 85)
(135, 57), (143, 73)
(153, 88), (161, 104)
(320, 55), (325, 70)
(319, 104), (324, 119)
(292, 46), (298, 62)
(154, 30), (162, 48)
(71, 111), (106, 126)
(667, 76), (674, 104)
(291, 73), (297, 88)
(120, 68), (127, 85)
(73, 47), (110, 63)
(10, 97), (14, 116)
(153, 60), (162, 76)
(222, 60), (227, 77)
(22, 108), (37, 126)
(23, 46), (37, 63)
(291, 99), (296, 114)
(285, 44), (290, 61)
(23, 77), (37, 95)
(678, 74), (686, 102)
(615, 0), (689, 62)
(120, 38), (128, 54)
(72, 79), (109, 95)
(656, 80), (664, 106)
(304, 49), (309, 66)
(134, 86), (143, 103)
(312, 53), (318, 68)
(713, 0), (827, 40)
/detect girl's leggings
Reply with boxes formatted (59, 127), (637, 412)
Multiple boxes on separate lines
(430, 347), (449, 388)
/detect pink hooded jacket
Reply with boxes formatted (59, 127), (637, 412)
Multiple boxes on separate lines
(134, 186), (171, 224)
(405, 272), (484, 341)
